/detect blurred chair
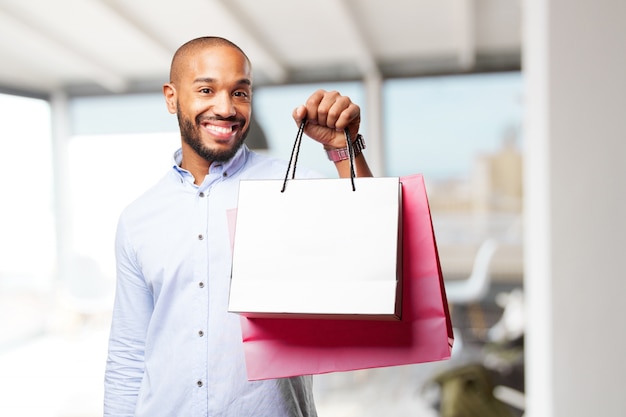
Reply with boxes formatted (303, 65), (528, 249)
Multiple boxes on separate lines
(439, 240), (526, 415)
(445, 238), (499, 305)
(444, 238), (499, 356)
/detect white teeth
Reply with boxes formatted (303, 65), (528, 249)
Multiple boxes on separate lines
(206, 124), (232, 134)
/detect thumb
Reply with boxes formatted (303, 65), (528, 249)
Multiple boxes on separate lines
(292, 105), (306, 125)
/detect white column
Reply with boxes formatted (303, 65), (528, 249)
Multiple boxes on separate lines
(523, 1), (626, 416)
(50, 90), (73, 283)
(363, 71), (385, 176)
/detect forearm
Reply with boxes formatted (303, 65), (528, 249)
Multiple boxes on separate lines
(104, 295), (147, 417)
(104, 283), (149, 416)
(104, 350), (144, 417)
(104, 218), (151, 416)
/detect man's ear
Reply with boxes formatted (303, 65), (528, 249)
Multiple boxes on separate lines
(163, 83), (177, 114)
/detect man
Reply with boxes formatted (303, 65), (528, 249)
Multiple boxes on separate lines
(104, 36), (372, 417)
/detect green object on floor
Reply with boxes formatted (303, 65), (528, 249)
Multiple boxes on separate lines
(432, 364), (515, 417)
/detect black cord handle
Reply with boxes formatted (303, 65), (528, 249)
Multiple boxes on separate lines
(281, 119), (357, 192)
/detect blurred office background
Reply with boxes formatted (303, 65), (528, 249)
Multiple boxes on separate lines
(0, 1), (624, 416)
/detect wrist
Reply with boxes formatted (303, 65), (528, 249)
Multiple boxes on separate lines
(325, 134), (366, 162)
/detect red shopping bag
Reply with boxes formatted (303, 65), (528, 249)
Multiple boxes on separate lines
(234, 173), (453, 380)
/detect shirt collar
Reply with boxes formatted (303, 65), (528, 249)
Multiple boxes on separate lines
(171, 145), (250, 184)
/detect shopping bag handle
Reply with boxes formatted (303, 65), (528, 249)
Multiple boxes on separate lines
(281, 119), (357, 192)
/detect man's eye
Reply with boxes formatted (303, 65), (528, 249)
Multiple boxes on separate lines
(233, 91), (249, 98)
(200, 88), (212, 94)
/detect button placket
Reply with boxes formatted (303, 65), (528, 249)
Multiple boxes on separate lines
(193, 183), (210, 398)
(197, 188), (208, 242)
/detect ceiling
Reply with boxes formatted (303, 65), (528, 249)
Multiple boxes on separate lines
(0, 0), (522, 99)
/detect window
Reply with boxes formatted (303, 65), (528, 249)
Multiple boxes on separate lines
(0, 93), (55, 347)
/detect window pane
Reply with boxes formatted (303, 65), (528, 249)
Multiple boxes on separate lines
(0, 93), (55, 347)
(384, 72), (523, 179)
(384, 72), (524, 278)
(66, 132), (180, 281)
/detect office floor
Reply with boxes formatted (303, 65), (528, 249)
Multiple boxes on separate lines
(0, 284), (523, 417)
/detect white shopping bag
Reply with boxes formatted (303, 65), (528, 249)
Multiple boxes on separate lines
(229, 124), (402, 319)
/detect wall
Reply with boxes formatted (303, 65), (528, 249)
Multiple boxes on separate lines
(524, 1), (626, 415)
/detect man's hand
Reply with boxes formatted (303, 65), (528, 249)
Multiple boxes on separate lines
(292, 89), (361, 149)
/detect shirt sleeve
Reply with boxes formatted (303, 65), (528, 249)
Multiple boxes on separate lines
(104, 215), (154, 417)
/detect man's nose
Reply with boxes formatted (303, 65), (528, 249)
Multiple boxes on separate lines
(213, 92), (236, 117)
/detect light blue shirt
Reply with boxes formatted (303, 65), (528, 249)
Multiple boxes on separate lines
(104, 145), (320, 417)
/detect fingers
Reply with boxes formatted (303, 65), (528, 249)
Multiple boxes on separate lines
(294, 90), (359, 129)
(303, 90), (359, 130)
(293, 90), (361, 148)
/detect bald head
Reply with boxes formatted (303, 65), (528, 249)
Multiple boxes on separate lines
(169, 36), (251, 85)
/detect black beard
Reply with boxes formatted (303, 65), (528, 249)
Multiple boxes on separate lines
(177, 111), (249, 163)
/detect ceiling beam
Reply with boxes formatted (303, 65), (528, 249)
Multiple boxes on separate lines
(332, 0), (381, 78)
(213, 0), (288, 83)
(458, 0), (477, 69)
(97, 0), (177, 56)
(0, 1), (128, 93)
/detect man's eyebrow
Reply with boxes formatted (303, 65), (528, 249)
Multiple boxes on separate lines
(193, 77), (252, 86)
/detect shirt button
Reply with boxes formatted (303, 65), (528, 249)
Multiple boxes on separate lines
(198, 330), (204, 337)
(198, 282), (205, 288)
(223, 172), (228, 177)
(198, 234), (204, 240)
(199, 192), (205, 198)
(197, 380), (203, 387)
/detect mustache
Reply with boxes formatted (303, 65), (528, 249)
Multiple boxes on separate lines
(196, 114), (244, 125)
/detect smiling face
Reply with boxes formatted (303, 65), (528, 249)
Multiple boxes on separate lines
(164, 42), (253, 168)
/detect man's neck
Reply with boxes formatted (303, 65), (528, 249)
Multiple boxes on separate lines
(180, 146), (212, 186)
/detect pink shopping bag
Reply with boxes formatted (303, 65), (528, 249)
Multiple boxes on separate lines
(234, 173), (453, 380)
